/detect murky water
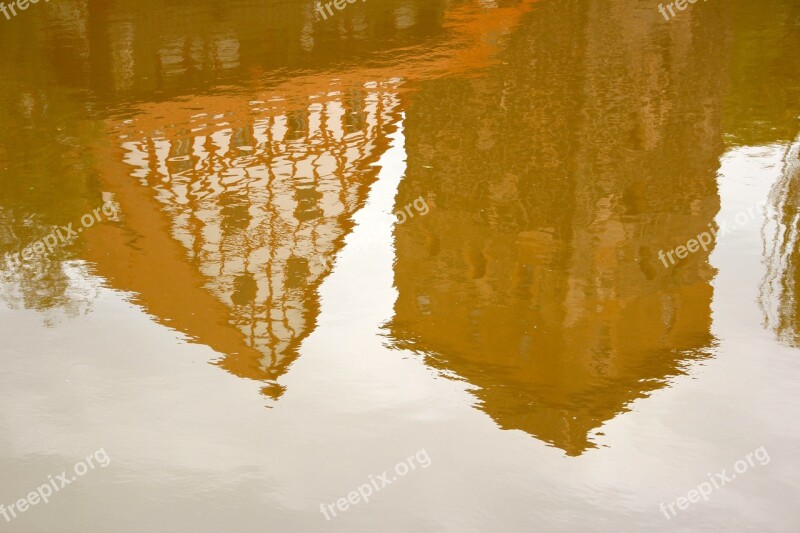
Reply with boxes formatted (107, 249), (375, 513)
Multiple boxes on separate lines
(1, 0), (800, 531)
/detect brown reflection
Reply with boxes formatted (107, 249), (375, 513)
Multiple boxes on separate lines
(724, 0), (800, 146)
(388, 1), (730, 455)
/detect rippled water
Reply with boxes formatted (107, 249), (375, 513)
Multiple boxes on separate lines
(1, 0), (799, 531)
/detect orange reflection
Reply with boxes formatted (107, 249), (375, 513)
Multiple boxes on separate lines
(73, 0), (538, 398)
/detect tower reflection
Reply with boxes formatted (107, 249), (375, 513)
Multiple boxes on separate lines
(388, 0), (729, 455)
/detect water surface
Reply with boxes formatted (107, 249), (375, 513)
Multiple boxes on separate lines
(1, 0), (800, 531)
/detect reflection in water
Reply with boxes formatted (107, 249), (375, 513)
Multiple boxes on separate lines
(388, 0), (729, 455)
(761, 138), (800, 346)
(0, 0), (799, 459)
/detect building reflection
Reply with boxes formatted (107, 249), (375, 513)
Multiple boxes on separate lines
(89, 90), (402, 397)
(388, 1), (730, 455)
(69, 0), (535, 398)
